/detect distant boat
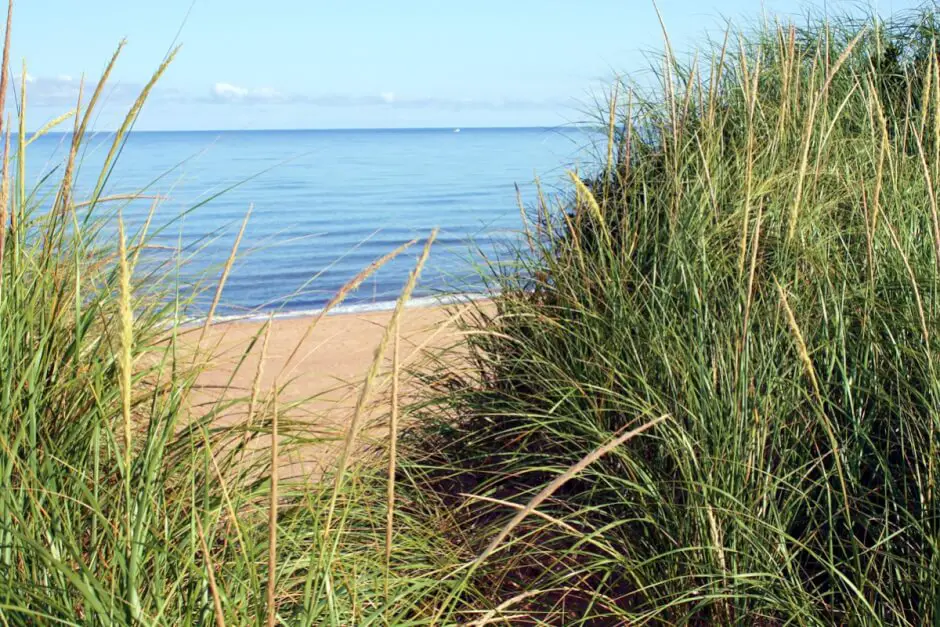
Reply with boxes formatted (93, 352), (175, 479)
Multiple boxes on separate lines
(453, 128), (461, 133)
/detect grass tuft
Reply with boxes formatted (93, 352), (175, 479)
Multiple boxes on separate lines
(398, 6), (940, 624)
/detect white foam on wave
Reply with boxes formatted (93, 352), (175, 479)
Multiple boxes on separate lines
(183, 292), (494, 327)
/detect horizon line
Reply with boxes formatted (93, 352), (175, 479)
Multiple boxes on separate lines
(28, 124), (593, 135)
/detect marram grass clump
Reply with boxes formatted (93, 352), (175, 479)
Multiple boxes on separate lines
(401, 7), (940, 625)
(0, 2), (477, 625)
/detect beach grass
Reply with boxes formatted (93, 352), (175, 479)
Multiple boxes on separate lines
(396, 5), (940, 624)
(7, 1), (940, 625)
(0, 3), (474, 624)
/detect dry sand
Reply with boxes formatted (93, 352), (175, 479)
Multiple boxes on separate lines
(186, 302), (484, 477)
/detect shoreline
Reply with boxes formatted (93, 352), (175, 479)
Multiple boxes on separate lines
(192, 292), (493, 327)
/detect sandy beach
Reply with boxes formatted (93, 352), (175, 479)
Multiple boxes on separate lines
(187, 302), (485, 476)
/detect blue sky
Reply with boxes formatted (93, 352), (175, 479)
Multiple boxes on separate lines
(7, 0), (920, 130)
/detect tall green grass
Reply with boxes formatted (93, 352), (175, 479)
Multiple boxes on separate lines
(401, 6), (940, 625)
(12, 2), (940, 625)
(0, 3), (476, 624)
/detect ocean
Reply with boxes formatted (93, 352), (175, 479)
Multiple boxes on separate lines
(26, 127), (590, 318)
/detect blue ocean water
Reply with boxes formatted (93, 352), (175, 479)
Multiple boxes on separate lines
(26, 127), (590, 318)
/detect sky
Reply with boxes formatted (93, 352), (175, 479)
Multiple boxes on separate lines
(5, 0), (924, 131)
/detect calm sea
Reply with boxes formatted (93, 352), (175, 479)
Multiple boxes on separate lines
(26, 127), (589, 318)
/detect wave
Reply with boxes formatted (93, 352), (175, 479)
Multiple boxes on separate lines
(181, 291), (494, 327)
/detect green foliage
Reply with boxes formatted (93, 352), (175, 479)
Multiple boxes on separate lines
(403, 6), (940, 625)
(14, 4), (940, 625)
(0, 22), (470, 627)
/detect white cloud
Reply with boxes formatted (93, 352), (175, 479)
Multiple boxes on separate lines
(212, 82), (283, 103)
(380, 91), (395, 104)
(57, 74), (73, 82)
(213, 82), (250, 99)
(24, 72), (35, 83)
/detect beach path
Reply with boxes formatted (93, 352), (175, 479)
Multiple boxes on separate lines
(185, 302), (483, 478)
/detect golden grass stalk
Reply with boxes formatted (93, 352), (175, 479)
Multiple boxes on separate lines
(92, 46), (179, 201)
(13, 61), (23, 235)
(325, 231), (437, 533)
(0, 1), (12, 137)
(741, 200), (764, 345)
(57, 75), (85, 216)
(0, 122), (9, 293)
(621, 89), (633, 181)
(569, 172), (613, 264)
(198, 205), (252, 346)
(695, 52), (706, 120)
(384, 316), (401, 611)
(117, 214), (134, 468)
(606, 80), (619, 180)
(775, 278), (853, 525)
(868, 76), (888, 234)
(0, 0), (10, 259)
(569, 171), (606, 227)
(933, 48), (940, 186)
(735, 32), (750, 101)
(461, 493), (580, 536)
(707, 26), (731, 126)
(776, 25), (794, 138)
(774, 280), (819, 399)
(130, 198), (160, 269)
(680, 53), (698, 129)
(75, 43), (123, 145)
(57, 40), (121, 216)
(26, 110), (76, 146)
(0, 0), (8, 268)
(653, 1), (678, 152)
(738, 43), (761, 274)
(468, 589), (557, 627)
(918, 45), (934, 143)
(900, 70), (913, 150)
(247, 315), (274, 434)
(266, 385), (279, 627)
(278, 239), (417, 379)
(195, 516), (227, 627)
(788, 28), (867, 241)
(471, 414), (669, 569)
(911, 124), (940, 269)
(73, 194), (162, 210)
(117, 212), (142, 620)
